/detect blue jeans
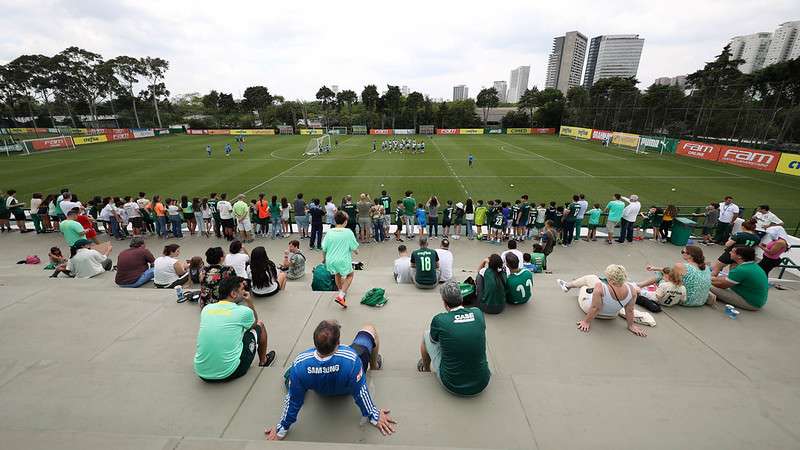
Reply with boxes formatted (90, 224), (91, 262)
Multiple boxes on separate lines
(156, 216), (167, 237)
(373, 221), (385, 242)
(109, 217), (122, 239)
(170, 216), (183, 237)
(310, 224), (323, 248)
(271, 216), (281, 238)
(118, 268), (154, 288)
(465, 219), (474, 238)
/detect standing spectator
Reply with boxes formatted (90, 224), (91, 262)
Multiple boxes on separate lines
(180, 195), (196, 236)
(153, 244), (190, 288)
(224, 240), (251, 279)
(585, 203), (602, 241)
(40, 194), (55, 232)
(280, 197), (291, 236)
(123, 196), (142, 236)
(709, 246), (768, 311)
(402, 190), (416, 238)
(563, 195), (580, 246)
(324, 195), (337, 228)
(465, 198), (475, 240)
(574, 193), (589, 242)
(427, 196), (440, 238)
(279, 240), (306, 280)
(254, 193), (269, 238)
(233, 194), (253, 243)
(410, 236), (439, 289)
(66, 239), (113, 278)
(370, 198), (385, 242)
(357, 193), (373, 242)
(207, 192), (221, 238)
(379, 190), (392, 238)
(115, 237), (155, 288)
(452, 202), (465, 239)
(752, 205), (783, 237)
(29, 193), (44, 233)
(475, 254), (507, 314)
(617, 194), (641, 244)
(659, 204), (677, 243)
(167, 198), (184, 238)
(322, 211), (360, 308)
(714, 196), (740, 244)
(218, 193), (235, 241)
(418, 281), (491, 396)
(192, 198), (205, 237)
(701, 203), (719, 244)
(711, 219), (760, 276)
(0, 190), (10, 232)
(604, 194), (625, 245)
(152, 195), (167, 238)
(474, 199), (487, 239)
(58, 192), (82, 220)
(393, 244), (413, 284)
(342, 194), (358, 237)
(758, 226), (790, 276)
(308, 199), (325, 250)
(436, 238), (454, 282)
(441, 200), (453, 238)
(248, 246), (286, 296)
(294, 193), (308, 239)
(540, 220), (558, 256)
(6, 190), (29, 233)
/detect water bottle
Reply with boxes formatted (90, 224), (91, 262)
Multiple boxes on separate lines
(175, 285), (184, 302)
(724, 304), (739, 320)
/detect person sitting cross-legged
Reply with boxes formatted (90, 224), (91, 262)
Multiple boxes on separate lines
(265, 320), (396, 440)
(504, 253), (533, 305)
(410, 236), (439, 289)
(709, 245), (769, 311)
(418, 280), (491, 396)
(64, 238), (113, 278)
(194, 275), (276, 383)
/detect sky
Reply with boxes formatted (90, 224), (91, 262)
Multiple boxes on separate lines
(0, 0), (797, 101)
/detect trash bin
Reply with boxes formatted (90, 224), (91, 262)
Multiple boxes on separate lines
(671, 217), (696, 246)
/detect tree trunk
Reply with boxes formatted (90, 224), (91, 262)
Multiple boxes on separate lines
(130, 85), (141, 128)
(27, 100), (40, 137)
(151, 84), (162, 128)
(65, 101), (77, 127)
(109, 95), (119, 127)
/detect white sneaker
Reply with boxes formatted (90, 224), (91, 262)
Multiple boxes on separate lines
(557, 279), (569, 292)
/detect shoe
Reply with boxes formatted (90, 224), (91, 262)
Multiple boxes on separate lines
(260, 350), (277, 367)
(334, 295), (347, 309)
(557, 279), (569, 292)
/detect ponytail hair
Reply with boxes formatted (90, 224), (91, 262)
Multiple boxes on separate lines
(684, 245), (706, 271)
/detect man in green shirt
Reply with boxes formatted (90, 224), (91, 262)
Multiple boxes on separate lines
(60, 208), (86, 252)
(322, 211), (360, 308)
(402, 190), (416, 238)
(342, 195), (358, 236)
(419, 281), (491, 396)
(232, 194), (253, 243)
(604, 193), (625, 245)
(379, 190), (392, 236)
(710, 246), (768, 310)
(410, 236), (439, 289)
(194, 276), (276, 382)
(504, 253), (533, 304)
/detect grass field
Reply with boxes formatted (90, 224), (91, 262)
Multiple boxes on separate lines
(3, 134), (800, 226)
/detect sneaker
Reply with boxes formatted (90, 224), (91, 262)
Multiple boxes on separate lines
(334, 295), (347, 309)
(557, 279), (569, 292)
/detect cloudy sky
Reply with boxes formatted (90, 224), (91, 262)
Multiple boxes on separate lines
(1, 0), (796, 101)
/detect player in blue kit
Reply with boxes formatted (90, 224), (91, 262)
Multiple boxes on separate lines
(468, 153), (474, 167)
(265, 320), (396, 440)
(225, 143), (232, 157)
(237, 135), (245, 152)
(206, 144), (212, 157)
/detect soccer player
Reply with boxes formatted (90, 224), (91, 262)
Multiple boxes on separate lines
(379, 190), (391, 237)
(206, 144), (212, 157)
(372, 140), (377, 152)
(265, 320), (396, 440)
(468, 153), (474, 167)
(238, 136), (245, 152)
(225, 143), (232, 157)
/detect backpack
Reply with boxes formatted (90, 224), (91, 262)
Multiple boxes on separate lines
(311, 264), (337, 291)
(460, 277), (477, 306)
(360, 288), (388, 307)
(17, 255), (41, 264)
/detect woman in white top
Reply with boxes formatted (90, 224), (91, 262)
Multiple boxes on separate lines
(153, 244), (190, 288)
(557, 264), (646, 337)
(247, 246), (286, 297)
(223, 240), (250, 279)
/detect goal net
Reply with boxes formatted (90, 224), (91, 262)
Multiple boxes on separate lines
(304, 134), (332, 156)
(351, 125), (367, 135)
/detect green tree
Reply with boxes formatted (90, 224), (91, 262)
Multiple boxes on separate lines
(316, 85), (335, 128)
(517, 87), (539, 126)
(108, 56), (145, 127)
(140, 56), (169, 127)
(336, 89), (358, 113)
(51, 47), (107, 127)
(501, 110), (530, 128)
(242, 86), (273, 127)
(405, 91), (424, 130)
(533, 88), (566, 128)
(383, 85), (402, 128)
(476, 87), (500, 126)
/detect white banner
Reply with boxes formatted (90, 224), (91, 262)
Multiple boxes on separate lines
(133, 130), (155, 139)
(394, 129), (415, 135)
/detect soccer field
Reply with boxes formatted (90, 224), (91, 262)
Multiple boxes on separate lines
(3, 134), (800, 224)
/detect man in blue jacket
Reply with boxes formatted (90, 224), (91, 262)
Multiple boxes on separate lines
(265, 320), (396, 440)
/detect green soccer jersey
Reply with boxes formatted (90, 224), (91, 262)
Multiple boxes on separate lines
(530, 252), (546, 270)
(565, 202), (580, 223)
(442, 206), (453, 223)
(208, 199), (219, 218)
(511, 204), (521, 222)
(343, 203), (357, 225)
(412, 248), (439, 285)
(474, 206), (487, 225)
(429, 307), (491, 396)
(380, 195), (392, 214)
(403, 197), (416, 216)
(520, 202), (530, 219)
(731, 232), (759, 248)
(491, 210), (505, 229)
(506, 269), (533, 304)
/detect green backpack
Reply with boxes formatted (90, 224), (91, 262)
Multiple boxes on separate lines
(311, 264), (337, 291)
(360, 288), (388, 307)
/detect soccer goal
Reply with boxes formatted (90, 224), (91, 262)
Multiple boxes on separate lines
(304, 134), (332, 156)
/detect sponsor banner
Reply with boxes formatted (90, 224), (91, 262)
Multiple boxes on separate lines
(299, 129), (324, 135)
(229, 129), (276, 135)
(459, 128), (484, 135)
(206, 129), (228, 135)
(506, 128), (531, 135)
(74, 134), (108, 145)
(30, 136), (73, 150)
(154, 129), (170, 136)
(776, 153), (800, 176)
(676, 140), (721, 161)
(47, 128), (59, 133)
(559, 126), (592, 139)
(394, 129), (415, 135)
(487, 128), (503, 134)
(639, 136), (678, 154)
(436, 128), (459, 135)
(591, 129), (612, 141)
(0, 143), (25, 152)
(187, 129), (207, 135)
(133, 130), (156, 139)
(105, 130), (134, 141)
(717, 146), (781, 172)
(74, 128), (88, 134)
(532, 128), (555, 134)
(369, 129), (393, 135)
(8, 128), (32, 134)
(85, 128), (106, 135)
(611, 132), (640, 148)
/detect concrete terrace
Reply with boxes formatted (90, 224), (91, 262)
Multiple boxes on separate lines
(0, 231), (799, 450)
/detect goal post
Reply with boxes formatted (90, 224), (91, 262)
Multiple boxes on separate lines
(304, 134), (332, 156)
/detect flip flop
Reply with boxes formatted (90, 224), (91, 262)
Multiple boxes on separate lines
(260, 350), (276, 367)
(416, 358), (425, 372)
(375, 354), (383, 370)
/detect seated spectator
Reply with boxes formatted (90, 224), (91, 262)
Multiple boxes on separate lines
(557, 264), (646, 337)
(279, 240), (306, 280)
(638, 264), (686, 307)
(153, 244), (190, 288)
(115, 237), (155, 288)
(248, 246), (286, 297)
(526, 243), (547, 273)
(637, 245), (712, 307)
(224, 240), (250, 279)
(265, 320), (394, 440)
(709, 246), (768, 311)
(500, 239), (524, 273)
(393, 244), (413, 284)
(759, 226), (790, 276)
(47, 246), (67, 267)
(65, 239), (113, 278)
(194, 275), (276, 382)
(711, 219), (759, 276)
(199, 246), (235, 307)
(435, 238), (454, 282)
(410, 236), (439, 289)
(475, 254), (507, 314)
(504, 253), (533, 305)
(188, 256), (204, 285)
(418, 281), (491, 396)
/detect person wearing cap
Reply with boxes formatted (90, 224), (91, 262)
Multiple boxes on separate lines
(64, 238), (113, 278)
(617, 194), (641, 244)
(115, 237), (156, 288)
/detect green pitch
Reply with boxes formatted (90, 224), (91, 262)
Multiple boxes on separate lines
(2, 134), (799, 224)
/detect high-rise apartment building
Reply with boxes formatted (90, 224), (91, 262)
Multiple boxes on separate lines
(654, 75), (688, 90)
(401, 85), (409, 96)
(765, 21), (800, 66)
(453, 85), (469, 101)
(729, 32), (772, 74)
(583, 34), (644, 87)
(545, 31), (587, 94)
(506, 66), (530, 103)
(493, 81), (508, 102)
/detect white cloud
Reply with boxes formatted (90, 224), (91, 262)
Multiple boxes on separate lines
(1, 0), (797, 99)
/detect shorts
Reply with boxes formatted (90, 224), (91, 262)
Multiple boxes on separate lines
(423, 330), (443, 381)
(535, 222), (545, 229)
(154, 272), (189, 289)
(518, 217), (528, 227)
(183, 213), (193, 221)
(131, 217), (143, 228)
(358, 217), (371, 229)
(350, 330), (376, 371)
(606, 220), (618, 234)
(12, 210), (26, 221)
(442, 219), (452, 227)
(383, 214), (391, 227)
(222, 218), (236, 229)
(201, 327), (259, 382)
(717, 250), (734, 265)
(237, 218), (253, 232)
(587, 224), (598, 230)
(491, 222), (504, 230)
(295, 215), (309, 228)
(454, 217), (464, 225)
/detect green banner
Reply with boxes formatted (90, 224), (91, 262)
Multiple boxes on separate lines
(639, 136), (678, 154)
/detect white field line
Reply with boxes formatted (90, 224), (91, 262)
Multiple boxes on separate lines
(273, 175), (741, 179)
(494, 137), (595, 177)
(431, 138), (469, 196)
(665, 155), (800, 192)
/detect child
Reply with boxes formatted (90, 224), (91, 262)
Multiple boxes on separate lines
(394, 200), (404, 242)
(474, 199), (487, 239)
(47, 247), (67, 267)
(702, 202), (719, 245)
(641, 265), (687, 307)
(522, 253), (537, 271)
(585, 203), (602, 241)
(529, 243), (547, 273)
(535, 202), (547, 233)
(501, 202), (511, 240)
(415, 203), (427, 237)
(540, 220), (557, 256)
(189, 256), (204, 285)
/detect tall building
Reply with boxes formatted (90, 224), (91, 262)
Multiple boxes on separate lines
(654, 75), (688, 90)
(453, 85), (469, 101)
(729, 32), (772, 74)
(506, 66), (530, 103)
(401, 85), (409, 96)
(583, 34), (644, 87)
(493, 81), (508, 102)
(545, 31), (587, 94)
(765, 21), (800, 66)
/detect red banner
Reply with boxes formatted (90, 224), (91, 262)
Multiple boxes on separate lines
(676, 140), (721, 161)
(436, 128), (459, 135)
(532, 128), (556, 134)
(31, 136), (73, 151)
(187, 129), (207, 135)
(369, 129), (393, 135)
(591, 129), (612, 141)
(105, 130), (134, 141)
(207, 129), (229, 135)
(717, 146), (781, 172)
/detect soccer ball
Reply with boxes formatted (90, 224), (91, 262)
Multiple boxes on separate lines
(510, 184), (515, 188)
(380, 184), (384, 187)
(671, 188), (676, 191)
